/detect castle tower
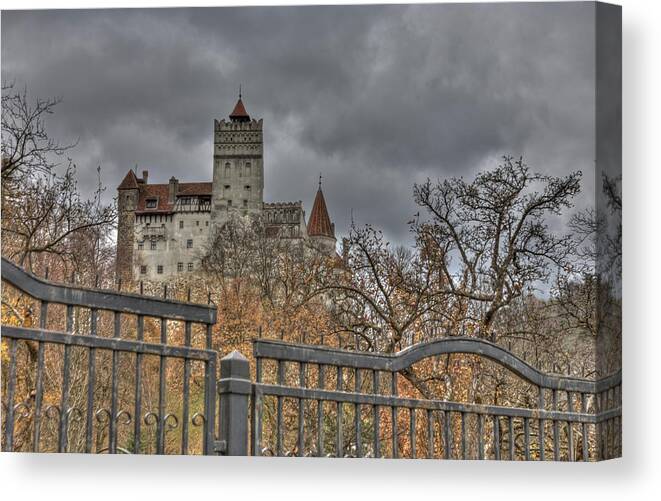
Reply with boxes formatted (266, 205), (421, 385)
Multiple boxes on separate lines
(211, 93), (264, 231)
(307, 177), (337, 254)
(115, 169), (144, 280)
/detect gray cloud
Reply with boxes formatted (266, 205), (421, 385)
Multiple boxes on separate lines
(2, 3), (596, 246)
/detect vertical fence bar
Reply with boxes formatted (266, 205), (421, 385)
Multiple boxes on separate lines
(58, 304), (74, 452)
(493, 415), (501, 460)
(524, 417), (531, 461)
(181, 321), (192, 455)
(32, 300), (49, 452)
(85, 308), (97, 453)
(538, 388), (546, 461)
(276, 360), (284, 456)
(581, 393), (589, 461)
(373, 370), (380, 458)
(316, 364), (325, 457)
(443, 411), (451, 459)
(336, 366), (343, 457)
(297, 361), (306, 457)
(3, 338), (18, 451)
(251, 357), (263, 456)
(410, 408), (416, 459)
(157, 317), (167, 454)
(391, 371), (398, 459)
(109, 311), (121, 454)
(133, 315), (144, 454)
(508, 416), (515, 460)
(478, 414), (485, 460)
(355, 368), (362, 458)
(461, 412), (467, 460)
(427, 409), (434, 459)
(552, 389), (560, 461)
(204, 354), (217, 455)
(567, 392), (575, 461)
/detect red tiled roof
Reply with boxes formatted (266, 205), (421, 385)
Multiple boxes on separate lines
(177, 182), (213, 196)
(307, 187), (334, 238)
(118, 170), (139, 190)
(229, 98), (250, 120)
(135, 182), (212, 214)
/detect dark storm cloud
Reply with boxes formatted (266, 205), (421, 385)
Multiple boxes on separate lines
(1, 3), (596, 245)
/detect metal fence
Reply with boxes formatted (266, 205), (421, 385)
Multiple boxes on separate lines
(1, 258), (218, 454)
(245, 339), (621, 460)
(2, 259), (621, 460)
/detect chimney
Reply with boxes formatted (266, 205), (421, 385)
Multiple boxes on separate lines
(142, 170), (149, 184)
(168, 176), (178, 204)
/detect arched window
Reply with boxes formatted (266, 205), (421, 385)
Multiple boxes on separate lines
(245, 162), (252, 177)
(225, 162), (231, 177)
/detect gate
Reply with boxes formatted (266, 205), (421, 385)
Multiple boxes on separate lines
(2, 259), (621, 459)
(1, 258), (218, 454)
(238, 339), (621, 460)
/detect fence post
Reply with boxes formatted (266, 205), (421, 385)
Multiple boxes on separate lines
(218, 351), (251, 455)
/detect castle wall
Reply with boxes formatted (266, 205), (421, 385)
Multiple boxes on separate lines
(132, 211), (211, 280)
(263, 202), (307, 238)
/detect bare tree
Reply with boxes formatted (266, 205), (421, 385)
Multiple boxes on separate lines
(1, 83), (116, 276)
(1, 83), (75, 185)
(2, 163), (116, 272)
(412, 156), (582, 340)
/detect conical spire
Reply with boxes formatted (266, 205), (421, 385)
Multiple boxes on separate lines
(229, 87), (250, 122)
(307, 176), (334, 238)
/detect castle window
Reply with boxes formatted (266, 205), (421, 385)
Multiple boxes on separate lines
(187, 239), (193, 249)
(237, 165), (242, 177)
(138, 242), (144, 250)
(177, 262), (183, 272)
(140, 265), (147, 275)
(243, 199), (248, 208)
(179, 220), (184, 229)
(245, 162), (251, 176)
(196, 220), (200, 226)
(227, 200), (232, 208)
(157, 265), (163, 274)
(188, 262), (194, 272)
(245, 185), (251, 192)
(150, 241), (157, 251)
(224, 162), (231, 177)
(205, 221), (209, 226)
(146, 198), (157, 209)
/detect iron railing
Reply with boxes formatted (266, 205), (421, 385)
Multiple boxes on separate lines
(247, 338), (621, 460)
(1, 258), (218, 454)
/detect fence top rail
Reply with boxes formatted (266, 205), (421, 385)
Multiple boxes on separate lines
(253, 337), (621, 393)
(1, 257), (217, 324)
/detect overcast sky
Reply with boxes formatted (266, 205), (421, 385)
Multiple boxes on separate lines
(2, 3), (597, 246)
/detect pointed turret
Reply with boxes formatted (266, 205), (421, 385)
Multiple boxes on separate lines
(307, 176), (336, 254)
(229, 88), (250, 122)
(117, 169), (139, 190)
(308, 184), (334, 238)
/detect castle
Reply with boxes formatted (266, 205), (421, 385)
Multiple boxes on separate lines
(115, 95), (337, 281)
